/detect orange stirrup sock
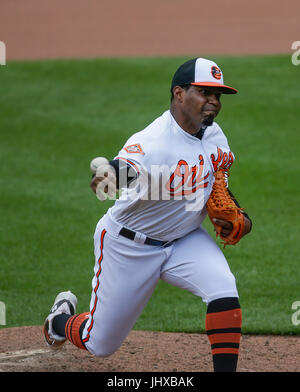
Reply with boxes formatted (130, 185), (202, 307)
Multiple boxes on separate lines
(65, 312), (90, 350)
(205, 297), (242, 372)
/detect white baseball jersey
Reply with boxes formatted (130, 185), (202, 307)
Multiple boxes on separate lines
(109, 109), (234, 241)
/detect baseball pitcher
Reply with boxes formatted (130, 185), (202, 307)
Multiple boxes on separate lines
(43, 58), (252, 372)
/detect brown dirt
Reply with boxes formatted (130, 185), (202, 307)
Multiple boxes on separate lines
(0, 0), (299, 60)
(0, 326), (299, 372)
(0, 0), (299, 373)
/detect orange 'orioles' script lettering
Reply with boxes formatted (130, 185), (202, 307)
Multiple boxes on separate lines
(166, 155), (209, 196)
(210, 147), (234, 172)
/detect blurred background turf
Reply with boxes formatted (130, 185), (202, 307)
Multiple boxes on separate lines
(0, 54), (299, 334)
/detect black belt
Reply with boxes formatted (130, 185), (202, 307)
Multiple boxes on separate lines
(119, 227), (176, 248)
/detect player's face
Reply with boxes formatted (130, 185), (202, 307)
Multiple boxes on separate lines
(174, 85), (222, 133)
(185, 85), (222, 125)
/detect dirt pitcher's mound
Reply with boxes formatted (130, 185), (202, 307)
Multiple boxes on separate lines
(0, 326), (299, 372)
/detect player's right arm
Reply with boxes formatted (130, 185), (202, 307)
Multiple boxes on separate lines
(90, 157), (139, 200)
(90, 133), (150, 201)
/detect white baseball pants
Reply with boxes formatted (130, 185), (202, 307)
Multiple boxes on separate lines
(82, 212), (238, 357)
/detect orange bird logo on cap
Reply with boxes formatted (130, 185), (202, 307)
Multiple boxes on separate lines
(211, 66), (222, 80)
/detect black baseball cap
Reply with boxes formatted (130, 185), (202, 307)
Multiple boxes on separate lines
(171, 58), (238, 94)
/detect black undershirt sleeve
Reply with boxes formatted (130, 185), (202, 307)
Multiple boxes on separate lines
(109, 159), (138, 189)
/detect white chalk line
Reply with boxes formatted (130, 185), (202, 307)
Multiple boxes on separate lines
(0, 348), (52, 361)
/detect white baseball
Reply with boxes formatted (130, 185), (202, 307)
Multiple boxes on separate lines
(90, 157), (109, 174)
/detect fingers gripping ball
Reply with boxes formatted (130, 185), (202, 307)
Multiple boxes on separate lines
(206, 169), (245, 247)
(90, 157), (117, 201)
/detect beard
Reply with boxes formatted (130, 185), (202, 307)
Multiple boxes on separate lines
(202, 114), (215, 126)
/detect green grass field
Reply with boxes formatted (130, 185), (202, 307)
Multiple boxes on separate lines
(0, 54), (299, 335)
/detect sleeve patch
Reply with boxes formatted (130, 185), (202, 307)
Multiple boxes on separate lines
(124, 143), (145, 155)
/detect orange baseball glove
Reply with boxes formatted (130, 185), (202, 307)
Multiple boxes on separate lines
(206, 169), (245, 247)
